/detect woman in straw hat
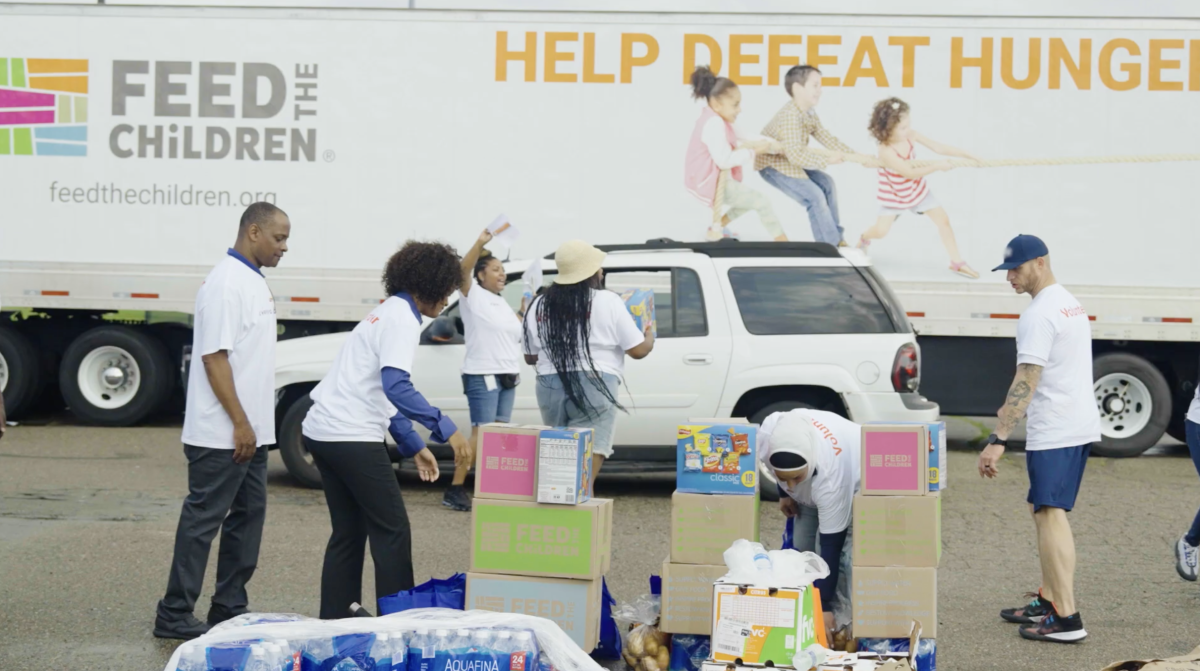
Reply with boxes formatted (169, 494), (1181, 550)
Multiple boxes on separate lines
(522, 240), (655, 486)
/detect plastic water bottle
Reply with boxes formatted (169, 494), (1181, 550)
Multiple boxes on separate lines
(408, 629), (429, 671)
(426, 629), (452, 671)
(174, 643), (204, 671)
(372, 633), (393, 671)
(512, 631), (537, 671)
(391, 632), (409, 671)
(275, 639), (296, 671)
(246, 645), (268, 671)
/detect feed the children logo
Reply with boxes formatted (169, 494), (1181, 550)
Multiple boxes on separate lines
(1, 58), (89, 157)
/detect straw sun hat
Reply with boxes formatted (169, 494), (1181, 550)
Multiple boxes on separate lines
(553, 240), (607, 285)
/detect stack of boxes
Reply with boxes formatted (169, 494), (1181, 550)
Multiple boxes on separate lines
(464, 423), (614, 652)
(852, 421), (946, 648)
(660, 420), (759, 639)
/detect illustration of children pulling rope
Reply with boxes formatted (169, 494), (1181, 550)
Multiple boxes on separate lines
(857, 97), (983, 279)
(684, 65), (788, 241)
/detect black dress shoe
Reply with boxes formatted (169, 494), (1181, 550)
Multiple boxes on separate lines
(206, 604), (249, 626)
(153, 614), (211, 640)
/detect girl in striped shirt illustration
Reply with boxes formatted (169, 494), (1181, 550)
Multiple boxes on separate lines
(856, 97), (982, 279)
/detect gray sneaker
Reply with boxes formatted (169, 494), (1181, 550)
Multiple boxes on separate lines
(1176, 535), (1199, 581)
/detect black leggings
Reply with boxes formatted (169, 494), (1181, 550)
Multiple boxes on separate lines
(303, 437), (414, 619)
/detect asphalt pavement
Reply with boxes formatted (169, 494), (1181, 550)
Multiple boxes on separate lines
(0, 418), (1197, 671)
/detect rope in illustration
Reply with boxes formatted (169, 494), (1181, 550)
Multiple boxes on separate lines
(805, 147), (1200, 169)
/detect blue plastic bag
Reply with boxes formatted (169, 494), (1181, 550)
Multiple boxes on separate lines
(377, 573), (466, 615)
(858, 638), (936, 671)
(668, 634), (709, 671)
(782, 516), (795, 550)
(591, 577), (623, 660)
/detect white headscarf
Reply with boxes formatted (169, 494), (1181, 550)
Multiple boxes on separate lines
(763, 411), (821, 475)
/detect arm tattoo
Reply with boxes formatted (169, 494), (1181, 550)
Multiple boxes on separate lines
(996, 364), (1043, 438)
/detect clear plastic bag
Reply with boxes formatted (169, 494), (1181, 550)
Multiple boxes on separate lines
(162, 608), (604, 671)
(612, 594), (669, 671)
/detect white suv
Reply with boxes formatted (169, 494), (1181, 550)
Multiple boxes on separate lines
(272, 240), (939, 493)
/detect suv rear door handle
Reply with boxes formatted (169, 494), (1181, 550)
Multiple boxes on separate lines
(684, 354), (714, 365)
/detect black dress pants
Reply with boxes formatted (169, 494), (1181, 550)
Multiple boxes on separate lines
(303, 437), (415, 619)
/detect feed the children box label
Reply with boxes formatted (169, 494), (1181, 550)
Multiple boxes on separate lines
(471, 500), (606, 578)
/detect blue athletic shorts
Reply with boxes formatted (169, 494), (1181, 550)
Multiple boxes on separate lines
(1026, 444), (1090, 512)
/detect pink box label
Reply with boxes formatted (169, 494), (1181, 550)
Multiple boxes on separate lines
(478, 431), (537, 496)
(863, 431), (921, 492)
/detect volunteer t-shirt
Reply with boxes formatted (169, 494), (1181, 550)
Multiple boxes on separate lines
(181, 253), (277, 449)
(522, 289), (645, 378)
(757, 409), (862, 535)
(1017, 284), (1102, 450)
(302, 295), (423, 442)
(460, 281), (522, 375)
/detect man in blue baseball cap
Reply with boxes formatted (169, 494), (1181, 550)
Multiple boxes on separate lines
(979, 234), (1100, 644)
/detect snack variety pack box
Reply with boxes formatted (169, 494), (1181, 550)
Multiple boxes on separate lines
(536, 428), (594, 505)
(852, 567), (938, 638)
(620, 288), (656, 337)
(710, 583), (819, 665)
(860, 425), (930, 496)
(659, 560), (729, 636)
(465, 572), (602, 652)
(474, 424), (542, 501)
(853, 494), (942, 568)
(669, 492), (760, 565)
(470, 498), (613, 580)
(677, 423), (758, 495)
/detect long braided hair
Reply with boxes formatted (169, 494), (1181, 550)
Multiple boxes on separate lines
(525, 274), (623, 418)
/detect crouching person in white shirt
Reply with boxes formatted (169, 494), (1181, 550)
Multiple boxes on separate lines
(155, 203), (291, 640)
(758, 409), (862, 642)
(301, 240), (472, 620)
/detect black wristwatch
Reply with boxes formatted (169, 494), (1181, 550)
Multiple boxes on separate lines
(986, 433), (1008, 447)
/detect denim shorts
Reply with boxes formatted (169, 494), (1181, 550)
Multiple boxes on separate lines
(1027, 444), (1090, 512)
(535, 372), (620, 458)
(462, 374), (517, 427)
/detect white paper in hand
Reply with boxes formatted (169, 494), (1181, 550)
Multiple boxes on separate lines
(487, 214), (519, 249)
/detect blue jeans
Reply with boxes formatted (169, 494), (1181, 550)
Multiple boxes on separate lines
(792, 504), (854, 627)
(462, 374), (516, 426)
(759, 167), (843, 245)
(1186, 420), (1200, 546)
(535, 372), (619, 458)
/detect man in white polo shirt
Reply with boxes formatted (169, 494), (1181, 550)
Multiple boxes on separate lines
(979, 234), (1100, 644)
(154, 202), (291, 640)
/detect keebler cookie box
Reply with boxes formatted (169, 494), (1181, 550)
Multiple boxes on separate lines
(677, 423), (757, 495)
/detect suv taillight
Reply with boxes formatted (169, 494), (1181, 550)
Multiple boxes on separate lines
(892, 343), (920, 392)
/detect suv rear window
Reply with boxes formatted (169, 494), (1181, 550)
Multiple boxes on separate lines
(727, 267), (901, 335)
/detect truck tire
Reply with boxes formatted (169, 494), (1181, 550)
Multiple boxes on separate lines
(59, 326), (173, 426)
(1093, 353), (1171, 458)
(278, 394), (322, 489)
(748, 398), (847, 503)
(0, 326), (41, 419)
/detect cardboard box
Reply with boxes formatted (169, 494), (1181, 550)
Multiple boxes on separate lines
(660, 560), (728, 635)
(471, 498), (612, 579)
(860, 425), (929, 496)
(677, 423), (759, 495)
(620, 288), (656, 337)
(670, 492), (759, 565)
(852, 567), (938, 638)
(710, 582), (819, 665)
(880, 421), (947, 493)
(852, 494), (941, 568)
(465, 572), (601, 652)
(536, 428), (594, 505)
(474, 424), (543, 501)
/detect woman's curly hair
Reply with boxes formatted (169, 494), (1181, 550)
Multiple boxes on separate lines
(868, 97), (910, 143)
(382, 240), (462, 305)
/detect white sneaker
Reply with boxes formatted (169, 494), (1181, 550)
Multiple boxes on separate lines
(1175, 534), (1199, 581)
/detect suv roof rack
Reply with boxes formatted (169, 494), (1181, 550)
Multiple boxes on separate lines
(543, 238), (842, 259)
